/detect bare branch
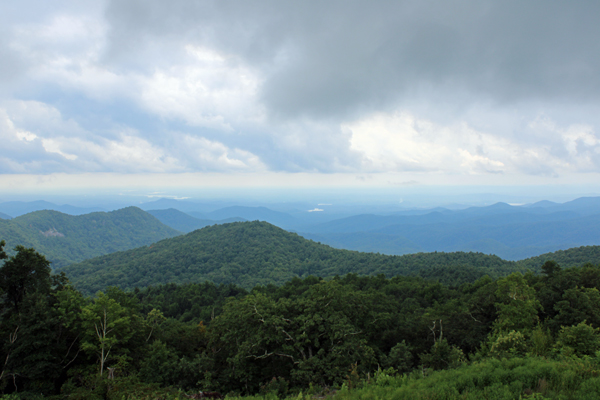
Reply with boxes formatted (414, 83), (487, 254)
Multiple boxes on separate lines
(467, 312), (480, 323)
(247, 350), (298, 364)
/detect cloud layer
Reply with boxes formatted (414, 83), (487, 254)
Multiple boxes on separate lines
(1, 0), (600, 184)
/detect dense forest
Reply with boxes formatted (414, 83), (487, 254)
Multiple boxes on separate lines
(4, 238), (600, 399)
(60, 221), (600, 296)
(0, 207), (180, 268)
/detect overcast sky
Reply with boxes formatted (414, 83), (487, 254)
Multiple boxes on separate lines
(2, 0), (600, 196)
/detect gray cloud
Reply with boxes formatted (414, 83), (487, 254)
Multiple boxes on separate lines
(2, 0), (600, 180)
(103, 0), (600, 120)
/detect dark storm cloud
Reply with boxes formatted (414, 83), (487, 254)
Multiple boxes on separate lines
(104, 0), (600, 120)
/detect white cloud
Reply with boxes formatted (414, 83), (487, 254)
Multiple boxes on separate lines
(138, 46), (263, 130)
(1, 100), (266, 173)
(176, 133), (267, 171)
(346, 112), (463, 172)
(345, 110), (600, 177)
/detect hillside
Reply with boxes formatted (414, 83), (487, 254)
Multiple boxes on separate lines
(0, 207), (181, 268)
(516, 245), (600, 270)
(0, 212), (11, 220)
(60, 221), (530, 295)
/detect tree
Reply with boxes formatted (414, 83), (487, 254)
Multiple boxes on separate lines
(552, 286), (600, 330)
(382, 340), (413, 373)
(0, 245), (51, 312)
(210, 281), (377, 393)
(0, 240), (6, 261)
(541, 260), (561, 277)
(556, 322), (600, 357)
(81, 292), (134, 376)
(0, 245), (76, 395)
(492, 273), (541, 335)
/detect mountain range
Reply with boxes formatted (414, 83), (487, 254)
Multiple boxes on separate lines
(58, 220), (600, 295)
(139, 196), (600, 260)
(0, 207), (180, 268)
(146, 208), (246, 233)
(3, 196), (600, 272)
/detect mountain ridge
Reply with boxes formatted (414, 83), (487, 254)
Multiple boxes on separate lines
(60, 220), (600, 295)
(0, 206), (181, 268)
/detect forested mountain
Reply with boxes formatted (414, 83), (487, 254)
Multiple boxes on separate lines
(0, 212), (11, 220)
(5, 239), (600, 399)
(0, 207), (181, 268)
(516, 245), (600, 270)
(147, 208), (245, 233)
(138, 196), (600, 260)
(61, 221), (530, 295)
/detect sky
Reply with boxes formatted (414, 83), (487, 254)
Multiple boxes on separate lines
(2, 0), (600, 203)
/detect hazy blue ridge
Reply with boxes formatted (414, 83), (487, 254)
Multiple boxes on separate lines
(147, 208), (246, 233)
(207, 206), (298, 227)
(294, 198), (600, 260)
(0, 200), (105, 217)
(0, 212), (12, 220)
(0, 206), (181, 268)
(301, 205), (587, 235)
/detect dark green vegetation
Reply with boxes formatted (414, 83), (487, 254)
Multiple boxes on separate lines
(0, 207), (181, 268)
(147, 208), (245, 233)
(60, 221), (526, 295)
(4, 239), (600, 399)
(60, 221), (600, 297)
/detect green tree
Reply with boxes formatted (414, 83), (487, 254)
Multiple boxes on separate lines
(0, 240), (6, 261)
(81, 292), (134, 376)
(210, 281), (377, 392)
(552, 286), (600, 330)
(0, 245), (51, 312)
(381, 340), (413, 373)
(541, 260), (561, 277)
(556, 321), (600, 357)
(0, 245), (77, 395)
(493, 273), (541, 334)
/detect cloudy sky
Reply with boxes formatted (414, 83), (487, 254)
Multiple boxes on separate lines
(2, 0), (600, 195)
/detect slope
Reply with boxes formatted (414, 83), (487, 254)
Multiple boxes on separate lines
(516, 245), (600, 270)
(60, 221), (527, 295)
(0, 207), (181, 268)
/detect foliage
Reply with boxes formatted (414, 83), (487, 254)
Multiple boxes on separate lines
(556, 322), (600, 357)
(62, 221), (530, 295)
(0, 207), (180, 269)
(4, 242), (600, 398)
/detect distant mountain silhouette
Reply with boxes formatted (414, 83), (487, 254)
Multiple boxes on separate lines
(298, 197), (600, 260)
(0, 200), (104, 217)
(147, 208), (245, 233)
(207, 206), (297, 228)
